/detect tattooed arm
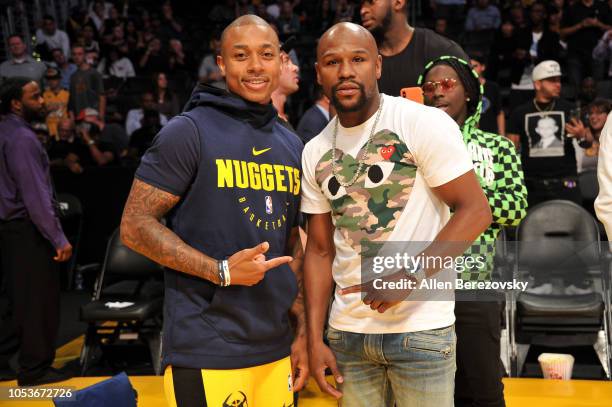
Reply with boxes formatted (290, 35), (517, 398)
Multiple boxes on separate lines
(121, 179), (292, 285)
(120, 179), (221, 283)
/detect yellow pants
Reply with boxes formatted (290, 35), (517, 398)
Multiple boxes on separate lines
(164, 357), (294, 406)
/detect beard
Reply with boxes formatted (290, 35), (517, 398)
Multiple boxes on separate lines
(22, 105), (46, 123)
(367, 7), (393, 43)
(331, 81), (368, 113)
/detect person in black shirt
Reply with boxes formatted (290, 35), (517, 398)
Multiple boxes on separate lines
(128, 109), (162, 158)
(470, 53), (504, 135)
(359, 0), (467, 95)
(561, 0), (612, 89)
(507, 61), (581, 207)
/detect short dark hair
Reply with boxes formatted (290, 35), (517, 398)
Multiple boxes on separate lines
(469, 52), (486, 66)
(589, 98), (612, 114)
(0, 77), (32, 114)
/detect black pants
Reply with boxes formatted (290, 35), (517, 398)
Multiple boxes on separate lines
(0, 219), (59, 379)
(455, 301), (505, 407)
(525, 176), (582, 208)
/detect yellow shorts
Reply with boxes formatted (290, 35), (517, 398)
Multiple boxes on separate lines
(164, 357), (294, 407)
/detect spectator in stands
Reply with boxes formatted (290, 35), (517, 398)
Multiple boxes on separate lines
(464, 0), (501, 32)
(297, 85), (330, 144)
(0, 34), (46, 84)
(277, 1), (301, 38)
(73, 108), (119, 166)
(160, 1), (184, 41)
(507, 61), (580, 206)
(561, 0), (612, 89)
(89, 0), (108, 33)
(509, 4), (528, 30)
(0, 77), (72, 386)
(578, 76), (598, 107)
(128, 109), (163, 158)
(594, 112), (612, 238)
(81, 107), (129, 157)
(125, 19), (141, 53)
(434, 18), (449, 37)
(97, 48), (135, 79)
(208, 0), (237, 25)
(593, 29), (612, 79)
(153, 72), (180, 118)
(81, 25), (100, 55)
(66, 6), (97, 43)
(334, 0), (356, 23)
(68, 45), (105, 121)
(510, 1), (563, 108)
(255, 2), (277, 25)
(272, 50), (300, 128)
(314, 0), (335, 33)
(48, 117), (86, 173)
(548, 5), (565, 38)
(43, 68), (69, 140)
(487, 21), (516, 85)
(430, 0), (466, 38)
(50, 48), (77, 90)
(566, 98), (612, 173)
(198, 34), (225, 89)
(138, 37), (169, 75)
(360, 0), (467, 94)
(125, 91), (168, 136)
(168, 38), (193, 75)
(35, 15), (71, 61)
(470, 53), (505, 135)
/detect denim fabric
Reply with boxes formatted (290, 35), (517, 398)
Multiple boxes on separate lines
(327, 325), (456, 407)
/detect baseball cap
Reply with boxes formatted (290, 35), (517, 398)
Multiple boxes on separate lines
(76, 108), (99, 121)
(532, 60), (562, 81)
(45, 67), (61, 80)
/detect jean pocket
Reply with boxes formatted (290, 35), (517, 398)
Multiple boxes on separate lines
(402, 326), (456, 360)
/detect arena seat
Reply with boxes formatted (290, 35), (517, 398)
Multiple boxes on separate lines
(508, 200), (612, 379)
(79, 229), (164, 376)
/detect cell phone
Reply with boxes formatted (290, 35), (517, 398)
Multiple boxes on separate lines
(400, 87), (424, 104)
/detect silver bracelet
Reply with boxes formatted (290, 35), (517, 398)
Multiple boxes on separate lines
(222, 260), (231, 286)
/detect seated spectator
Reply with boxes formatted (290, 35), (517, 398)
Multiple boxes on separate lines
(43, 68), (69, 140)
(125, 92), (168, 136)
(0, 34), (46, 83)
(48, 117), (87, 173)
(578, 76), (598, 107)
(97, 48), (135, 79)
(198, 35), (225, 89)
(89, 0), (109, 33)
(567, 98), (612, 173)
(277, 1), (301, 38)
(66, 6), (97, 44)
(593, 29), (612, 80)
(487, 21), (516, 85)
(138, 37), (169, 75)
(509, 5), (528, 30)
(434, 18), (449, 37)
(470, 53), (505, 135)
(297, 86), (330, 144)
(333, 0), (355, 23)
(160, 1), (184, 41)
(314, 0), (334, 33)
(51, 48), (77, 90)
(125, 19), (141, 53)
(128, 109), (163, 158)
(153, 72), (180, 118)
(74, 108), (118, 166)
(35, 15), (71, 61)
(168, 38), (194, 75)
(464, 0), (501, 32)
(561, 0), (612, 89)
(81, 25), (100, 55)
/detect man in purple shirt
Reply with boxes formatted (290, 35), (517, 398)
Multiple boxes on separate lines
(0, 77), (72, 386)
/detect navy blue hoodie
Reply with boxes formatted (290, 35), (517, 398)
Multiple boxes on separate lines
(135, 85), (303, 370)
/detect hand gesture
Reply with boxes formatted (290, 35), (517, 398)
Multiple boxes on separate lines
(226, 242), (292, 286)
(309, 341), (343, 399)
(565, 118), (587, 139)
(54, 242), (73, 262)
(339, 270), (413, 313)
(290, 335), (309, 392)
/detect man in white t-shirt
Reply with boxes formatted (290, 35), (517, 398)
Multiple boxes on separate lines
(303, 23), (492, 407)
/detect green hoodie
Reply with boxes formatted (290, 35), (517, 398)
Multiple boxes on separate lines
(420, 56), (529, 281)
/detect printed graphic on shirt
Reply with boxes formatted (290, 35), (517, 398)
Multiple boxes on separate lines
(524, 111), (566, 157)
(467, 141), (495, 187)
(314, 129), (417, 257)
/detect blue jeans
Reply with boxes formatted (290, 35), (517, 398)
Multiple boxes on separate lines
(327, 325), (456, 407)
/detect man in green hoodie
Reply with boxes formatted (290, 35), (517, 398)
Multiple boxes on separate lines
(420, 56), (528, 407)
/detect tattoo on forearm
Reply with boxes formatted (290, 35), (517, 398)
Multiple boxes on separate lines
(121, 179), (219, 284)
(288, 232), (306, 336)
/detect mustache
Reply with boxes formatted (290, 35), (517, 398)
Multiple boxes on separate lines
(331, 80), (364, 93)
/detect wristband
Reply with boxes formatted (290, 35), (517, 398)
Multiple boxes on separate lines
(222, 259), (231, 286)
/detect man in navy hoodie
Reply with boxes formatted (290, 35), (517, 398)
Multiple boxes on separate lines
(120, 15), (307, 407)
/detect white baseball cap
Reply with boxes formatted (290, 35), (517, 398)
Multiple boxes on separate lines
(532, 60), (562, 81)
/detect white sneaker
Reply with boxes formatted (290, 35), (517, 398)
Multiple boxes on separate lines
(565, 284), (593, 295)
(526, 283), (553, 294)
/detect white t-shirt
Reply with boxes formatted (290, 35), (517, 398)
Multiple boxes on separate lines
(301, 94), (473, 334)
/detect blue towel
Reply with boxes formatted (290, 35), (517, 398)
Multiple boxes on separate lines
(54, 372), (137, 406)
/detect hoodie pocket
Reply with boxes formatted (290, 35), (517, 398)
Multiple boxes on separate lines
(202, 260), (298, 344)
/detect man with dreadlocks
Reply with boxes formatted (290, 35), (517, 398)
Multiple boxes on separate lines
(420, 56), (528, 407)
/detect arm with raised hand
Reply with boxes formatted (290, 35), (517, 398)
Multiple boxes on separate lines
(120, 179), (292, 285)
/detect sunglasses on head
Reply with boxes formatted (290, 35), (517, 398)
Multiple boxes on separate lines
(421, 78), (458, 97)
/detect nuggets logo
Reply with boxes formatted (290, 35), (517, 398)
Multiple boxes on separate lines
(216, 159), (300, 195)
(223, 391), (248, 407)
